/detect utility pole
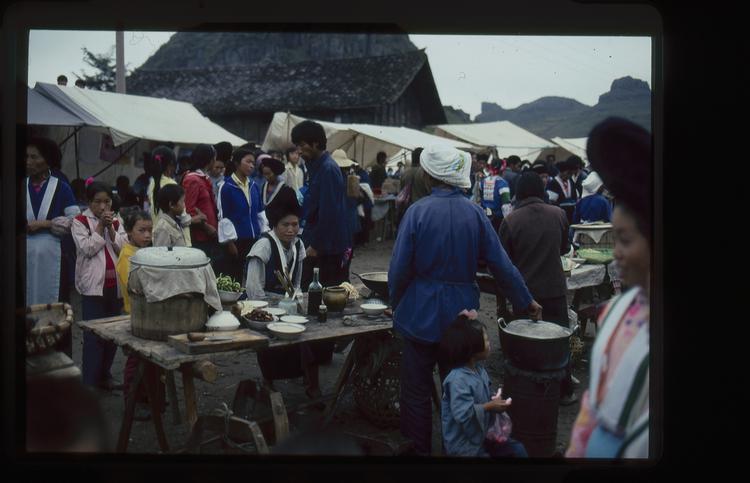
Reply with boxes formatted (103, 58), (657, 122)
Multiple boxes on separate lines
(115, 31), (125, 93)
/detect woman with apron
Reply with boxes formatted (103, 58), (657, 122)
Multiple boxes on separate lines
(244, 188), (325, 403)
(566, 118), (652, 459)
(25, 137), (80, 307)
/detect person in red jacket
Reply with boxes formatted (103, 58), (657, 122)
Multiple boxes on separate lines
(182, 144), (220, 265)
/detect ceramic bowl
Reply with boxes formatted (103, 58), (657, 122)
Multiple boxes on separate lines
(218, 289), (243, 304)
(267, 322), (306, 340)
(205, 311), (240, 331)
(361, 303), (388, 316)
(279, 315), (309, 324)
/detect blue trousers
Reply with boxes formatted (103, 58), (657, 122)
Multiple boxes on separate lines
(485, 437), (529, 458)
(81, 286), (122, 387)
(399, 336), (449, 455)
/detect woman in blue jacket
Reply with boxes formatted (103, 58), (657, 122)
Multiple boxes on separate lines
(388, 145), (542, 456)
(217, 148), (265, 283)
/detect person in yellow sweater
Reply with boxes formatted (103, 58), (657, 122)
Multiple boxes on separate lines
(116, 210), (154, 420)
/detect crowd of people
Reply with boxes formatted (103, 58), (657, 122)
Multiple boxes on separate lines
(24, 117), (650, 459)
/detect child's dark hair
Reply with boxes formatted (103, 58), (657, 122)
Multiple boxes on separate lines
(85, 181), (113, 202)
(156, 183), (184, 214)
(123, 209), (152, 232)
(438, 315), (487, 371)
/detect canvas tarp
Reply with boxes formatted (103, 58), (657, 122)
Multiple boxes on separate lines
(32, 82), (247, 147)
(27, 87), (100, 127)
(433, 120), (556, 160)
(551, 137), (588, 163)
(262, 112), (476, 169)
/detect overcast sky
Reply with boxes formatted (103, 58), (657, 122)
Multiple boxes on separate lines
(28, 30), (651, 119)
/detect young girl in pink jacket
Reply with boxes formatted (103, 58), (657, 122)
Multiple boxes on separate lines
(71, 182), (129, 390)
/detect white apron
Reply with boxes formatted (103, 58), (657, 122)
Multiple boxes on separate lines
(26, 176), (61, 306)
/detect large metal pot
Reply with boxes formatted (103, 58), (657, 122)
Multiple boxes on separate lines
(353, 272), (389, 298)
(497, 318), (580, 371)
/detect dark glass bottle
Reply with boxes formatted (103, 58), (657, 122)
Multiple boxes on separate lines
(317, 303), (328, 322)
(307, 267), (323, 316)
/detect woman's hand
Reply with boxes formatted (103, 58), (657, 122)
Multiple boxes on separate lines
(26, 220), (51, 233)
(203, 223), (217, 238)
(306, 246), (318, 258)
(191, 207), (207, 225)
(527, 300), (543, 320)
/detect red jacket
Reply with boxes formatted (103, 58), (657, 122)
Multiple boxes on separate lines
(182, 170), (218, 242)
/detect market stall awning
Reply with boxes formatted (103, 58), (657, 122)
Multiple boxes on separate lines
(433, 120), (555, 160)
(32, 82), (247, 147)
(551, 137), (588, 163)
(262, 112), (476, 169)
(27, 87), (102, 127)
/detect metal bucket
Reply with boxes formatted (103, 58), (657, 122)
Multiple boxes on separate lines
(502, 360), (565, 458)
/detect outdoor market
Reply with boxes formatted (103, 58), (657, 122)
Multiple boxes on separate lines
(23, 66), (651, 460)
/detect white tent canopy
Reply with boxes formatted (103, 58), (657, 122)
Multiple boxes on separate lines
(551, 137), (588, 163)
(32, 82), (247, 147)
(262, 112), (476, 169)
(27, 87), (98, 127)
(433, 121), (556, 160)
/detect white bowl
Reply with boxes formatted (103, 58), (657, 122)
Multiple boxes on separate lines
(243, 314), (278, 331)
(267, 322), (306, 340)
(218, 289), (243, 303)
(244, 300), (269, 309)
(361, 303), (387, 316)
(280, 315), (309, 324)
(265, 307), (287, 317)
(205, 310), (240, 331)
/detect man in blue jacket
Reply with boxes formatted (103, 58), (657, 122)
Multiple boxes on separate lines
(292, 120), (352, 288)
(388, 145), (542, 456)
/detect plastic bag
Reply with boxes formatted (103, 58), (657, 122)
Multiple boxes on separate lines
(485, 388), (513, 444)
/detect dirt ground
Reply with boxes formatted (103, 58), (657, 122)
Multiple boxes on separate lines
(69, 237), (594, 457)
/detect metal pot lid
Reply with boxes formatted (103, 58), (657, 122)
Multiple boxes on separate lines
(129, 246), (210, 269)
(502, 319), (572, 340)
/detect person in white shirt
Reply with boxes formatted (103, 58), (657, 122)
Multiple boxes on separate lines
(284, 146), (306, 191)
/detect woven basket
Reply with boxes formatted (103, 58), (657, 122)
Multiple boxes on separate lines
(351, 337), (402, 429)
(22, 303), (74, 356)
(576, 230), (615, 250)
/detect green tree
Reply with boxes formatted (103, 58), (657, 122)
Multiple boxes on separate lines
(77, 47), (129, 92)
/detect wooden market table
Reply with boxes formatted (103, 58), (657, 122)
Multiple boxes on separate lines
(77, 300), (393, 453)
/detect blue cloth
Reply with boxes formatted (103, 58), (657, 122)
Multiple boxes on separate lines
(479, 175), (510, 216)
(584, 425), (625, 458)
(301, 151), (351, 255)
(573, 194), (612, 225)
(346, 195), (360, 241)
(81, 286), (121, 387)
(388, 187), (532, 344)
(441, 365), (493, 457)
(219, 175), (263, 240)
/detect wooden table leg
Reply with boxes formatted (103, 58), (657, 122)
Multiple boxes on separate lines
(180, 364), (198, 428)
(116, 359), (145, 452)
(165, 370), (182, 425)
(144, 362), (170, 453)
(323, 338), (358, 425)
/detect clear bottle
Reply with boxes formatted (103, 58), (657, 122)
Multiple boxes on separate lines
(307, 267), (323, 316)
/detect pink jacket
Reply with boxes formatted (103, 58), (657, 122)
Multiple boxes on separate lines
(71, 208), (129, 296)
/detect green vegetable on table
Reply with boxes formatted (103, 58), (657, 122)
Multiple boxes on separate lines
(217, 274), (242, 292)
